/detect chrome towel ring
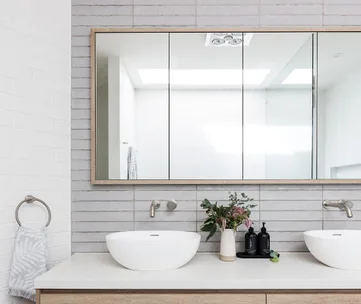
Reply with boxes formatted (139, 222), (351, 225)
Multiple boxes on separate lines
(15, 195), (52, 227)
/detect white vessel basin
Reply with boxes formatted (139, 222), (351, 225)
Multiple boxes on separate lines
(106, 231), (201, 271)
(304, 230), (361, 271)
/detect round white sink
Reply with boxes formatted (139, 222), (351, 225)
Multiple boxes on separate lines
(304, 230), (361, 271)
(106, 231), (201, 271)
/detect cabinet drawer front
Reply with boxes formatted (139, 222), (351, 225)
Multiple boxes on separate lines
(268, 294), (361, 304)
(41, 293), (266, 304)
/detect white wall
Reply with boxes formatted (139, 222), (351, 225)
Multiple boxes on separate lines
(0, 1), (71, 303)
(107, 58), (135, 179)
(265, 89), (312, 179)
(135, 89), (311, 179)
(319, 70), (361, 178)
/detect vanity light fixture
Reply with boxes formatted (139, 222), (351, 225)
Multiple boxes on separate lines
(205, 33), (254, 47)
(282, 68), (312, 85)
(138, 68), (270, 85)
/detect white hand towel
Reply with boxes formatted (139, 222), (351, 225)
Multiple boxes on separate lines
(8, 226), (47, 302)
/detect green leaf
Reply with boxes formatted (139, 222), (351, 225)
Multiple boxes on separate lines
(206, 223), (217, 241)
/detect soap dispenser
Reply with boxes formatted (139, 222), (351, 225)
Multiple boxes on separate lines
(245, 226), (257, 255)
(258, 222), (270, 256)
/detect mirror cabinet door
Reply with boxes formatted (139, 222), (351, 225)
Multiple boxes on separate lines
(317, 32), (361, 179)
(169, 33), (243, 179)
(95, 33), (169, 180)
(244, 33), (313, 179)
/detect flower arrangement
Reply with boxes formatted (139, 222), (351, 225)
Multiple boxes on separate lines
(200, 192), (257, 241)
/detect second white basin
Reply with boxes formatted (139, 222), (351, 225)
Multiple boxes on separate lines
(106, 231), (201, 271)
(304, 230), (361, 271)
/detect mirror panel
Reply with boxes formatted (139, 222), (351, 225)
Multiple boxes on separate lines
(318, 32), (361, 179)
(169, 33), (242, 179)
(95, 33), (169, 180)
(244, 33), (313, 179)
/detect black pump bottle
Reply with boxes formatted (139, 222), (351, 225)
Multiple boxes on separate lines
(258, 222), (270, 256)
(245, 226), (257, 255)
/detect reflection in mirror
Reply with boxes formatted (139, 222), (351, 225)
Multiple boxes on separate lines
(318, 33), (361, 179)
(244, 33), (313, 179)
(95, 33), (169, 180)
(170, 33), (243, 179)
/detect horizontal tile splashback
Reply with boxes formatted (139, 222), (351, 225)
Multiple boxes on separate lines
(72, 0), (361, 254)
(72, 184), (361, 253)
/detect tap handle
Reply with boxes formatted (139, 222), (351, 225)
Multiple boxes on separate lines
(167, 199), (177, 210)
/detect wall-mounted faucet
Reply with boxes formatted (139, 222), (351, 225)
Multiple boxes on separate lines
(150, 200), (160, 218)
(323, 200), (353, 218)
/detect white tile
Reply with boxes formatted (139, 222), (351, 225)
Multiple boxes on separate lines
(71, 130), (90, 140)
(260, 15), (323, 26)
(134, 15), (196, 26)
(266, 221), (322, 231)
(72, 15), (133, 26)
(197, 15), (259, 26)
(260, 4), (322, 15)
(72, 222), (133, 232)
(135, 185), (196, 191)
(72, 5), (133, 16)
(72, 211), (134, 222)
(260, 200), (321, 211)
(261, 211), (322, 221)
(323, 190), (361, 200)
(72, 242), (108, 253)
(72, 232), (108, 242)
(271, 242), (308, 252)
(135, 211), (196, 222)
(261, 0), (322, 3)
(323, 221), (361, 229)
(197, 185), (259, 191)
(324, 0), (361, 4)
(260, 190), (322, 201)
(72, 46), (90, 57)
(198, 0), (256, 4)
(72, 88), (90, 98)
(134, 190), (196, 201)
(324, 5), (361, 15)
(134, 0), (196, 4)
(197, 5), (258, 15)
(135, 221), (196, 231)
(71, 37), (90, 47)
(270, 231), (305, 242)
(323, 15), (361, 25)
(72, 190), (134, 201)
(72, 67), (91, 77)
(73, 0), (132, 4)
(73, 201), (133, 211)
(323, 210), (361, 221)
(134, 6), (196, 15)
(72, 78), (90, 88)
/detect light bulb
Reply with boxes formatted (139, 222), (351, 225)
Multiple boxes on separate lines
(224, 35), (233, 42)
(212, 38), (225, 45)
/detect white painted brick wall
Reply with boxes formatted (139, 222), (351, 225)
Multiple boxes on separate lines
(1, 1), (71, 303)
(71, 0), (361, 253)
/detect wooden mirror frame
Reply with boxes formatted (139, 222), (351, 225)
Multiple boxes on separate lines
(90, 27), (361, 185)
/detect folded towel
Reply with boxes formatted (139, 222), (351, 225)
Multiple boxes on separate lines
(127, 146), (138, 180)
(8, 225), (47, 302)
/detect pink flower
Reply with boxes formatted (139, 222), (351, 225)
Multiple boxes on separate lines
(231, 206), (245, 217)
(244, 218), (253, 229)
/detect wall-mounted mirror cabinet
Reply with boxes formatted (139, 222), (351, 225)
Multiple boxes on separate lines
(91, 29), (361, 184)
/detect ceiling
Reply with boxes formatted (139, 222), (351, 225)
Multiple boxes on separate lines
(96, 32), (361, 91)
